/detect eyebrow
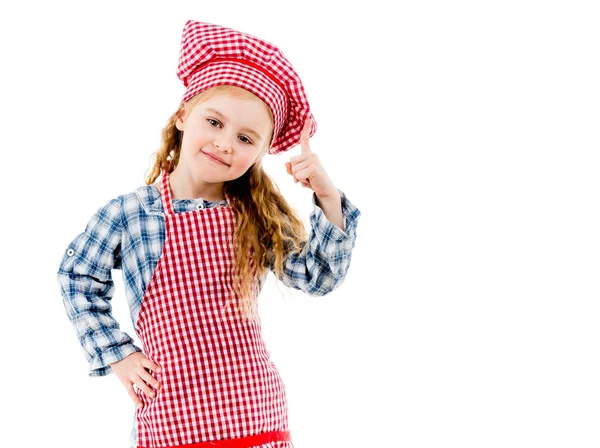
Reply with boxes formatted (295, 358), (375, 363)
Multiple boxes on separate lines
(204, 108), (263, 141)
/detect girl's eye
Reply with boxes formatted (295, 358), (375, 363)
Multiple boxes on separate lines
(206, 119), (252, 144)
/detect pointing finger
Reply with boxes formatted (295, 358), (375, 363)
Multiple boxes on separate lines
(300, 117), (312, 154)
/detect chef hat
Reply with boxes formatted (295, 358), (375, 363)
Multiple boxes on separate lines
(176, 20), (317, 155)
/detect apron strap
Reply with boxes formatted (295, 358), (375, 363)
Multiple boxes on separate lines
(161, 167), (232, 212)
(161, 168), (175, 216)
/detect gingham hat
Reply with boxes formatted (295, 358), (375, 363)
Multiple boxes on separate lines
(176, 20), (317, 155)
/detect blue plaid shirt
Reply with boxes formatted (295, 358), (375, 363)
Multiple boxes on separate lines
(57, 183), (361, 378)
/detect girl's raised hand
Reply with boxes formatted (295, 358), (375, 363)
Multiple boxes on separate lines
(110, 351), (161, 408)
(285, 118), (338, 200)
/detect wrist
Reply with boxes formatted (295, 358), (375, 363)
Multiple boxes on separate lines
(316, 188), (340, 203)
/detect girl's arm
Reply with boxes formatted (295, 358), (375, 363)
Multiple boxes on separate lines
(270, 189), (361, 296)
(315, 190), (344, 231)
(57, 196), (141, 377)
(278, 119), (361, 296)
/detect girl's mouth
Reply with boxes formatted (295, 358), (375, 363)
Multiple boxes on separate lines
(202, 151), (229, 166)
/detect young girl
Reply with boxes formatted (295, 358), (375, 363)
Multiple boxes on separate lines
(57, 20), (361, 448)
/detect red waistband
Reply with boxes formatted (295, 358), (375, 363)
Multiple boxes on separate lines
(138, 430), (291, 448)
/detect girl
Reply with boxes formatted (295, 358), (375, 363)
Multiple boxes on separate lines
(57, 20), (361, 448)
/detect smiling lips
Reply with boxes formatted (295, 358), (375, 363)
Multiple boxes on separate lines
(202, 151), (229, 166)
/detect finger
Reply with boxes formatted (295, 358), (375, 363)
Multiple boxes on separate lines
(294, 171), (313, 190)
(141, 358), (161, 374)
(135, 378), (157, 399)
(140, 369), (161, 391)
(285, 161), (292, 175)
(291, 173), (309, 187)
(294, 166), (314, 182)
(127, 384), (144, 408)
(289, 153), (310, 164)
(291, 160), (311, 176)
(300, 118), (312, 154)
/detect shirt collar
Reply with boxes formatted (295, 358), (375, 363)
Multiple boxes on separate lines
(136, 184), (229, 215)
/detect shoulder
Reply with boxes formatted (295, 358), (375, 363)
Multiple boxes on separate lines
(92, 184), (161, 225)
(94, 184), (162, 225)
(125, 183), (161, 215)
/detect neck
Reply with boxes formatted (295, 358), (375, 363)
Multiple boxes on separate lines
(167, 166), (226, 201)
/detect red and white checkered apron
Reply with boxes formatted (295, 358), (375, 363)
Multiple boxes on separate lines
(134, 169), (292, 448)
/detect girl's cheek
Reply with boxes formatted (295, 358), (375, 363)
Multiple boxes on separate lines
(238, 154), (253, 167)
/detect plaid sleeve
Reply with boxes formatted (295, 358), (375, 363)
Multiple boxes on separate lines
(271, 189), (361, 296)
(57, 195), (141, 377)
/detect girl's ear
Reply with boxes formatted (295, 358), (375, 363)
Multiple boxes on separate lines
(175, 107), (186, 131)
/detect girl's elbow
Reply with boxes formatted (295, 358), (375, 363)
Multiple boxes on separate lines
(308, 271), (346, 297)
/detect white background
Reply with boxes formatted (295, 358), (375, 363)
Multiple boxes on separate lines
(1, 0), (599, 447)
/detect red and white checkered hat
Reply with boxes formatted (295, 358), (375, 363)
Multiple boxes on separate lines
(176, 20), (317, 155)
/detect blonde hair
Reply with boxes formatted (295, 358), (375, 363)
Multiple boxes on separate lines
(145, 85), (308, 320)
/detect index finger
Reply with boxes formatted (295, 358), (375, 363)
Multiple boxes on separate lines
(300, 117), (312, 154)
(142, 358), (161, 374)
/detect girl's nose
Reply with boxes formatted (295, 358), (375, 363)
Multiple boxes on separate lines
(214, 139), (233, 153)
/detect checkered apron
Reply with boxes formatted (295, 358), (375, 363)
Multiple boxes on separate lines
(134, 169), (292, 448)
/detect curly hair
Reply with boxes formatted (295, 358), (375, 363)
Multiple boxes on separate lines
(144, 85), (308, 320)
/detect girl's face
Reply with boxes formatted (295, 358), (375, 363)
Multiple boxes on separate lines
(175, 92), (274, 184)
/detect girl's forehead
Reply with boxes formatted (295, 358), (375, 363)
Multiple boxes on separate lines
(200, 90), (262, 106)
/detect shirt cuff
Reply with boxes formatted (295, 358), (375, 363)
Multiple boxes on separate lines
(89, 342), (142, 377)
(310, 189), (361, 243)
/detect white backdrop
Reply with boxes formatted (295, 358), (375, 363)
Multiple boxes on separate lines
(1, 1), (599, 447)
